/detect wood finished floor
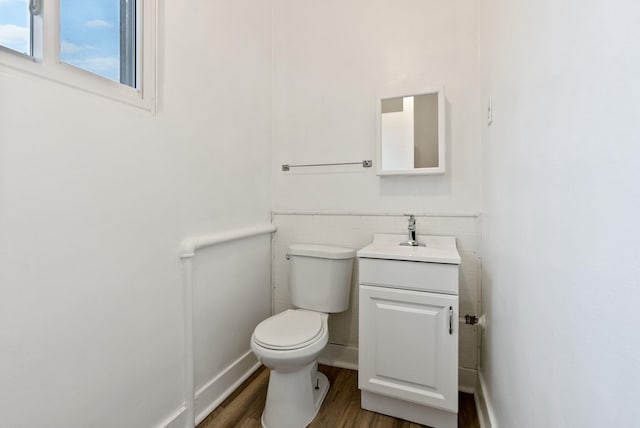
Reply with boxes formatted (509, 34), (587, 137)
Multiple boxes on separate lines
(198, 365), (480, 428)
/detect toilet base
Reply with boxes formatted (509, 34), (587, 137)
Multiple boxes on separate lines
(261, 362), (330, 428)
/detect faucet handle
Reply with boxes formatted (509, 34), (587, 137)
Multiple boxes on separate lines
(400, 214), (423, 246)
(404, 214), (416, 228)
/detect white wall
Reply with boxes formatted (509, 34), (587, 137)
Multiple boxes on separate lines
(479, 0), (640, 426)
(270, 0), (482, 390)
(192, 235), (271, 421)
(272, 0), (481, 214)
(0, 1), (272, 427)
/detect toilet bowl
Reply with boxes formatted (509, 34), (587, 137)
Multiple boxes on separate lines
(250, 243), (355, 428)
(251, 309), (328, 371)
(251, 310), (330, 428)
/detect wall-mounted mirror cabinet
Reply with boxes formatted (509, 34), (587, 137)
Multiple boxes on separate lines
(377, 88), (445, 176)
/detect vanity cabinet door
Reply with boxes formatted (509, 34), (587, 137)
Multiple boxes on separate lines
(359, 285), (459, 412)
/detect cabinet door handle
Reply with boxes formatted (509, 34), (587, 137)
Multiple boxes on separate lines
(449, 306), (453, 335)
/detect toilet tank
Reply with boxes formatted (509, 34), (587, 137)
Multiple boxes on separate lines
(287, 244), (356, 313)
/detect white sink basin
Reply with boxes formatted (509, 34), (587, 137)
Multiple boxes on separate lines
(357, 233), (461, 265)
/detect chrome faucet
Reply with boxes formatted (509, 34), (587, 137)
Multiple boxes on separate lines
(399, 214), (424, 247)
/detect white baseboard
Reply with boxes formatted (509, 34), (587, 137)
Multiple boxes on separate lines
(157, 350), (261, 428)
(155, 404), (187, 428)
(475, 371), (498, 428)
(195, 350), (261, 424)
(318, 343), (359, 370)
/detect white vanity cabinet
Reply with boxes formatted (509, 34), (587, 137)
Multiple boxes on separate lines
(357, 234), (461, 428)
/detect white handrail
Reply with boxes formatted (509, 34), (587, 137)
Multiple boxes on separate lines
(179, 224), (277, 258)
(178, 223), (277, 428)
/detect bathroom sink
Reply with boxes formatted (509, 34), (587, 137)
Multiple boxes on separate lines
(357, 234), (461, 265)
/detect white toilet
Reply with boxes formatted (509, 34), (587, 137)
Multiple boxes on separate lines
(250, 243), (355, 428)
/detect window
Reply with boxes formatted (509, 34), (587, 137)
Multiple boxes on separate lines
(60, 0), (136, 87)
(0, 0), (39, 56)
(0, 0), (155, 111)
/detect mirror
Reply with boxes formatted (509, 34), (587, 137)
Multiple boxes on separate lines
(377, 89), (445, 175)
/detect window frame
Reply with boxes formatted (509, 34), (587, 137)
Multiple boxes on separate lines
(0, 0), (157, 112)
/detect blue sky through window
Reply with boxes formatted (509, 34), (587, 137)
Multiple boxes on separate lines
(0, 0), (122, 82)
(0, 0), (30, 54)
(60, 0), (121, 82)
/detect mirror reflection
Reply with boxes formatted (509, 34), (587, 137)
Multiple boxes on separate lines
(380, 93), (440, 171)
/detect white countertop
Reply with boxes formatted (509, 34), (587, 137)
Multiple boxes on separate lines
(357, 233), (461, 265)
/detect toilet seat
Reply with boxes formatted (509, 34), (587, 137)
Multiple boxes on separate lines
(253, 309), (324, 350)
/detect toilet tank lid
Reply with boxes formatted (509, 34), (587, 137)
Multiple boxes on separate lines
(287, 244), (356, 260)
